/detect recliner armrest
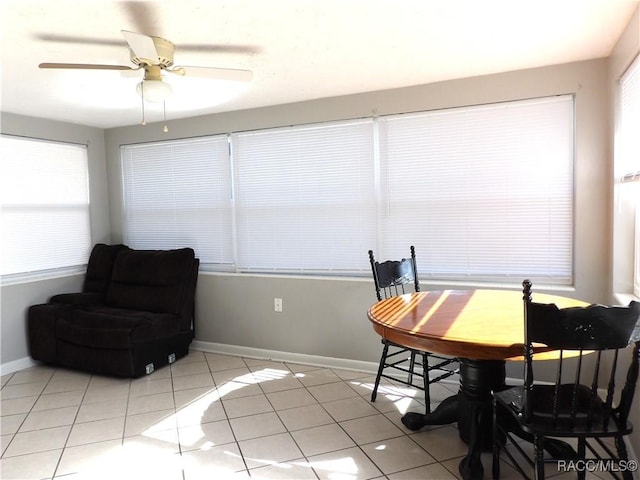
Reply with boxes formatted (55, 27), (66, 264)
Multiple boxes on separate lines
(50, 292), (105, 306)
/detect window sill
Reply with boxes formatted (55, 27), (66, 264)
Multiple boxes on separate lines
(0, 267), (86, 287)
(614, 292), (640, 306)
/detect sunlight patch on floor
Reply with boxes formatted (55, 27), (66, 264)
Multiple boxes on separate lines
(348, 379), (419, 414)
(143, 367), (289, 446)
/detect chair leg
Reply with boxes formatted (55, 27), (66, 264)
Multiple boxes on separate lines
(408, 350), (416, 384)
(577, 438), (586, 480)
(491, 399), (500, 479)
(614, 435), (633, 480)
(534, 436), (545, 480)
(371, 340), (390, 402)
(421, 353), (431, 414)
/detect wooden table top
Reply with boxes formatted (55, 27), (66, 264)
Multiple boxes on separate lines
(367, 289), (588, 361)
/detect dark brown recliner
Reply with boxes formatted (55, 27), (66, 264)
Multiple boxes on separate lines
(28, 243), (199, 377)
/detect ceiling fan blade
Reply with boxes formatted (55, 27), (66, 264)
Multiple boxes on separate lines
(121, 30), (159, 64)
(34, 33), (123, 47)
(177, 44), (262, 55)
(120, 1), (162, 37)
(39, 62), (136, 71)
(34, 33), (261, 55)
(174, 66), (253, 82)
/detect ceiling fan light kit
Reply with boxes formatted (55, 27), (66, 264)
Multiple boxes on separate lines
(136, 79), (172, 102)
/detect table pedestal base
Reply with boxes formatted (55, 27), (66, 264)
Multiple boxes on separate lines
(401, 359), (506, 480)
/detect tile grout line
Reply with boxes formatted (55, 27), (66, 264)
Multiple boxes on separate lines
(255, 359), (322, 480)
(322, 368), (434, 479)
(52, 371), (99, 479)
(2, 354), (474, 480)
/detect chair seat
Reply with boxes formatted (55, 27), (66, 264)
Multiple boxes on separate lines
(496, 384), (632, 438)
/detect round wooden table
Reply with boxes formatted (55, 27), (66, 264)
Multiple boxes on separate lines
(367, 289), (588, 480)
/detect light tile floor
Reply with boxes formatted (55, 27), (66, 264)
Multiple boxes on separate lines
(0, 351), (605, 479)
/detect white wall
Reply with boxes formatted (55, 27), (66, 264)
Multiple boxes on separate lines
(0, 113), (110, 368)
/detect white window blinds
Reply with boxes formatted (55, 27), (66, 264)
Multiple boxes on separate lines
(619, 55), (640, 297)
(232, 120), (376, 273)
(619, 55), (640, 180)
(119, 95), (575, 283)
(1, 135), (91, 277)
(378, 95), (574, 283)
(121, 136), (233, 268)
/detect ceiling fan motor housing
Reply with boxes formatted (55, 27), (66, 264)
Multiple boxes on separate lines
(130, 35), (175, 68)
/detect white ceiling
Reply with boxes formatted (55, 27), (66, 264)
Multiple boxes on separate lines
(1, 0), (638, 129)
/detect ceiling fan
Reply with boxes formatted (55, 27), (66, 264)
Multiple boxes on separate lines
(39, 30), (254, 103)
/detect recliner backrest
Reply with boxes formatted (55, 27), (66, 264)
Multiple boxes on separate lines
(105, 248), (198, 326)
(83, 243), (130, 294)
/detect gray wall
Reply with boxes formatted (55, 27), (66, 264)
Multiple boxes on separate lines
(0, 113), (110, 366)
(608, 3), (640, 460)
(105, 58), (612, 373)
(193, 274), (379, 362)
(0, 58), (613, 371)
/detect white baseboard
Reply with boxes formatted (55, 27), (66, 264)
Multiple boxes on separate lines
(191, 340), (461, 386)
(0, 356), (38, 376)
(191, 340), (382, 374)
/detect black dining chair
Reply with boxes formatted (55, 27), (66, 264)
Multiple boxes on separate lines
(491, 279), (640, 480)
(368, 246), (459, 413)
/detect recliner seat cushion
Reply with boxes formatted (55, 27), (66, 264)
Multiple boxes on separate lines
(56, 307), (180, 349)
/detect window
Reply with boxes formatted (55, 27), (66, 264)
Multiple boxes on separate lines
(618, 54), (640, 297)
(1, 135), (91, 279)
(121, 136), (234, 268)
(378, 96), (574, 283)
(636, 207), (640, 297)
(120, 95), (575, 284)
(232, 120), (376, 273)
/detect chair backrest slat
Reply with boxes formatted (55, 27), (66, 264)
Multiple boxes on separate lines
(603, 350), (619, 429)
(551, 350), (563, 426)
(587, 350), (602, 429)
(569, 351), (584, 427)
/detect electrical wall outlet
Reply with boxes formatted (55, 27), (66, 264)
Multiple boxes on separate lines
(274, 297), (283, 312)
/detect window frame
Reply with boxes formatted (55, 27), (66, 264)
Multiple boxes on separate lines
(376, 95), (575, 284)
(120, 135), (235, 271)
(616, 53), (640, 299)
(231, 118), (377, 275)
(1, 134), (92, 283)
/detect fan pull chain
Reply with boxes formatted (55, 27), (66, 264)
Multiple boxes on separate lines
(163, 101), (168, 133)
(140, 83), (146, 126)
